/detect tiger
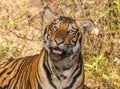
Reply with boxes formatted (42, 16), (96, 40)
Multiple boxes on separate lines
(0, 7), (94, 89)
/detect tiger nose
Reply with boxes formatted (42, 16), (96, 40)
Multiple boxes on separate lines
(55, 38), (64, 44)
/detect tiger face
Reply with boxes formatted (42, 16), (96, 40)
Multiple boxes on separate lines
(43, 17), (82, 61)
(43, 7), (94, 62)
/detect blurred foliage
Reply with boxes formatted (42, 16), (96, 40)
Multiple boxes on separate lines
(0, 37), (19, 60)
(0, 0), (120, 88)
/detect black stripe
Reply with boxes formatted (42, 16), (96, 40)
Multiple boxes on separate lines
(7, 61), (18, 75)
(70, 63), (80, 79)
(45, 56), (53, 74)
(62, 65), (72, 70)
(64, 68), (82, 89)
(1, 59), (23, 84)
(1, 55), (38, 89)
(76, 80), (84, 89)
(43, 53), (57, 89)
(43, 27), (48, 36)
(64, 55), (83, 89)
(0, 61), (11, 68)
(9, 56), (35, 88)
(79, 34), (83, 48)
(0, 69), (6, 77)
(69, 54), (82, 78)
(0, 59), (19, 77)
(61, 74), (67, 79)
(37, 79), (42, 89)
(8, 59), (27, 88)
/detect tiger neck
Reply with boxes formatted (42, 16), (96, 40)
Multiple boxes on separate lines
(47, 51), (83, 80)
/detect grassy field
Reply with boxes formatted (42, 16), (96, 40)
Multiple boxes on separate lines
(0, 0), (120, 88)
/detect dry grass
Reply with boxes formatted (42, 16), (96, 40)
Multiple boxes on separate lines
(0, 0), (120, 88)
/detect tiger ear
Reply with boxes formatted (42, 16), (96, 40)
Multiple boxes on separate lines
(44, 7), (55, 21)
(80, 20), (94, 34)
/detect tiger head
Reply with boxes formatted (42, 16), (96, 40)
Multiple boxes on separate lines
(43, 7), (94, 61)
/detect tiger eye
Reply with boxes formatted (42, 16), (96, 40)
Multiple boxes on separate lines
(47, 34), (50, 39)
(53, 25), (58, 30)
(68, 30), (76, 35)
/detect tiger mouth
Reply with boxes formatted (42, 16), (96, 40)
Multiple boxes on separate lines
(50, 47), (66, 57)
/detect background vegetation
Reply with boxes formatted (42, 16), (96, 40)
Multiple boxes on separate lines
(0, 0), (120, 88)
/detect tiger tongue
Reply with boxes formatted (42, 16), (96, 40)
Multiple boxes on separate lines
(53, 48), (63, 55)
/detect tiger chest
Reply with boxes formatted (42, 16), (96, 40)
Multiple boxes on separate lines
(42, 67), (84, 89)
